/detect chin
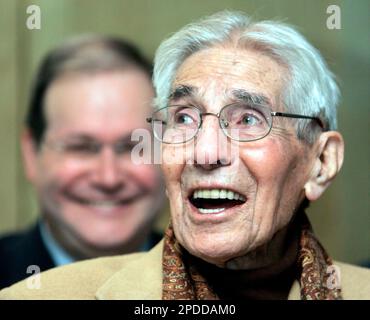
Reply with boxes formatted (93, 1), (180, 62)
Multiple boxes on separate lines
(83, 235), (136, 256)
(83, 234), (126, 248)
(78, 223), (132, 246)
(191, 249), (237, 267)
(183, 237), (246, 266)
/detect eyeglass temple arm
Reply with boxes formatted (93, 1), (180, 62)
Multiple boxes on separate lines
(271, 112), (324, 129)
(146, 117), (167, 125)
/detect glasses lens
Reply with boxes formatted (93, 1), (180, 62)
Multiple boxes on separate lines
(220, 103), (272, 141)
(151, 106), (200, 143)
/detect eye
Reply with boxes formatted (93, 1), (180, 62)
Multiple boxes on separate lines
(64, 142), (100, 154)
(240, 114), (261, 126)
(114, 141), (136, 154)
(174, 112), (195, 125)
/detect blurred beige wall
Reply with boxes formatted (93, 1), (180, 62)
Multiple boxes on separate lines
(0, 0), (368, 265)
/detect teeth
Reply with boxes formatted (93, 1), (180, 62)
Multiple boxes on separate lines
(203, 190), (210, 198)
(198, 208), (225, 214)
(193, 189), (246, 201)
(89, 200), (119, 206)
(211, 190), (219, 199)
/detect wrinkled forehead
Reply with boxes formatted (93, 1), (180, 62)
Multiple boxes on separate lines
(170, 47), (286, 111)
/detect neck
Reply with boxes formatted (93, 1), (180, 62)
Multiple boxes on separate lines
(189, 213), (302, 300)
(225, 214), (301, 272)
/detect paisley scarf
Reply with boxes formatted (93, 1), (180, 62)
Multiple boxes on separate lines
(162, 213), (342, 300)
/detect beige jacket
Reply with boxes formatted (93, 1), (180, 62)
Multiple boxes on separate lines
(0, 240), (369, 300)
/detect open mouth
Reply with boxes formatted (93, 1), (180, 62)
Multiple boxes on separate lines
(189, 188), (246, 214)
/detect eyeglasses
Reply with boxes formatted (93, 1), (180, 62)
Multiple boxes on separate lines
(42, 138), (138, 160)
(146, 103), (323, 144)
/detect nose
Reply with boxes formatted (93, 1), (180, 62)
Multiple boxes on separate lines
(91, 147), (124, 192)
(193, 115), (232, 170)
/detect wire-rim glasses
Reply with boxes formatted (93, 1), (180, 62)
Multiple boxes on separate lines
(146, 103), (323, 144)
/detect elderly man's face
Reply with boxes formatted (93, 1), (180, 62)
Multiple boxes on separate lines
(162, 47), (316, 266)
(23, 70), (163, 253)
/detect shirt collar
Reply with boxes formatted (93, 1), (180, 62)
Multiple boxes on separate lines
(39, 221), (75, 267)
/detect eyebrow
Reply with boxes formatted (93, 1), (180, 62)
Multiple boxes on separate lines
(168, 85), (272, 108)
(231, 89), (271, 106)
(168, 85), (197, 101)
(60, 134), (133, 144)
(60, 134), (96, 143)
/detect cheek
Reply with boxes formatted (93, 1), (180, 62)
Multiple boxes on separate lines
(161, 145), (186, 186)
(128, 164), (162, 190)
(160, 159), (185, 218)
(37, 157), (85, 188)
(161, 163), (183, 194)
(239, 141), (290, 184)
(240, 139), (308, 220)
(239, 139), (307, 212)
(34, 158), (85, 212)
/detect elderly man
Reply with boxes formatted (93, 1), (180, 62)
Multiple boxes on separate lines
(1, 11), (369, 300)
(0, 36), (164, 289)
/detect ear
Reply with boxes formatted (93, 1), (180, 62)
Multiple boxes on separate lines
(20, 128), (40, 183)
(304, 131), (344, 201)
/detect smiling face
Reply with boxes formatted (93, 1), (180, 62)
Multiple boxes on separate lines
(22, 70), (164, 256)
(161, 46), (317, 266)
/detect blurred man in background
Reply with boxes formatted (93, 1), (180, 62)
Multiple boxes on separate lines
(0, 36), (165, 289)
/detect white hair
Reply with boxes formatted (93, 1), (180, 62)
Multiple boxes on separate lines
(153, 10), (340, 143)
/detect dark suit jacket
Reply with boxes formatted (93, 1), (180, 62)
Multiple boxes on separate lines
(0, 222), (163, 289)
(0, 223), (55, 289)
